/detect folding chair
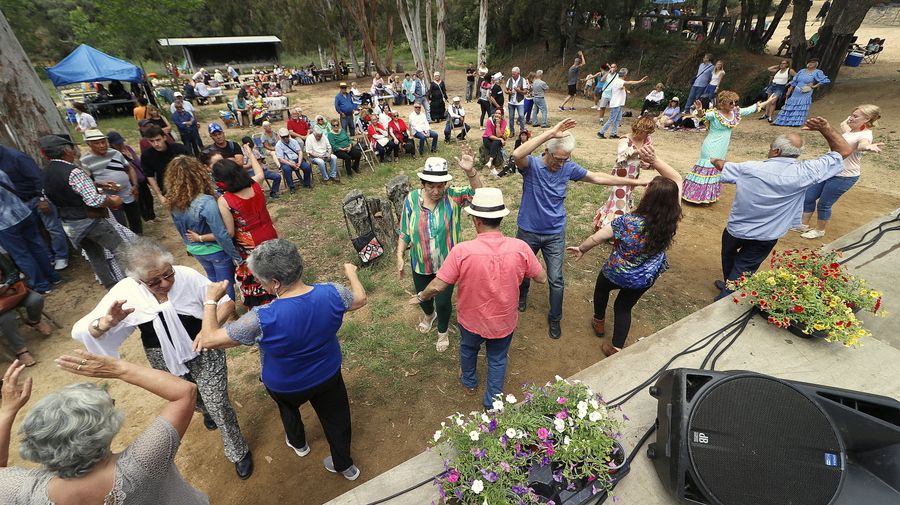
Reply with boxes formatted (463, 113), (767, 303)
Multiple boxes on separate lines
(356, 135), (377, 172)
(250, 133), (272, 190)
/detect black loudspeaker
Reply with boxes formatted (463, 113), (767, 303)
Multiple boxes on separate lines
(647, 368), (900, 505)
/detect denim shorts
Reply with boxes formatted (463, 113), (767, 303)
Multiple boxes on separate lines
(767, 83), (787, 98)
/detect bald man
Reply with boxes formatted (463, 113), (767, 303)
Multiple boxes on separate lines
(710, 117), (853, 299)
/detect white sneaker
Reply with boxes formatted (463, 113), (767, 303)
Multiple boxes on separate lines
(490, 168), (500, 177)
(436, 331), (449, 352)
(801, 229), (826, 239)
(286, 436), (310, 457)
(590, 105), (598, 109)
(53, 259), (69, 271)
(324, 456), (360, 481)
(790, 225), (810, 233)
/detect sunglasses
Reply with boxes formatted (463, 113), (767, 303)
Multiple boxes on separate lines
(141, 268), (175, 288)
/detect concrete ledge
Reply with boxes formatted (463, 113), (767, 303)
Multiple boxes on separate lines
(328, 211), (900, 505)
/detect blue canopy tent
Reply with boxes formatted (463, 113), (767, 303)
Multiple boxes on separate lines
(46, 44), (143, 86)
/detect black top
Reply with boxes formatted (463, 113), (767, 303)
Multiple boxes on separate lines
(43, 160), (93, 220)
(491, 84), (504, 107)
(0, 253), (21, 286)
(140, 142), (190, 193)
(144, 117), (169, 129)
(216, 141), (243, 159)
(466, 68), (475, 82)
(138, 313), (202, 350)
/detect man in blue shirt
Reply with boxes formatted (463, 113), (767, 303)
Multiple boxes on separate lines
(511, 118), (647, 339)
(685, 53), (714, 110)
(172, 103), (203, 156)
(0, 145), (69, 270)
(334, 82), (358, 135)
(711, 117), (852, 300)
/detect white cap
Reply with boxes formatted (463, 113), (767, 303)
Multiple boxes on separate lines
(278, 127), (290, 137)
(173, 91), (183, 97)
(452, 96), (461, 102)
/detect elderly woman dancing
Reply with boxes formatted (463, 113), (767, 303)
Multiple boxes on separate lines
(397, 149), (482, 352)
(71, 239), (253, 480)
(196, 239), (367, 481)
(0, 353), (207, 503)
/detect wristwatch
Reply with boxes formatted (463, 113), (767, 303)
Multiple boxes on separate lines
(91, 318), (107, 332)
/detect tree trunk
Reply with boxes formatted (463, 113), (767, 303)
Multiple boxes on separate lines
(788, 0), (813, 69)
(342, 190), (398, 257)
(425, 0), (435, 75)
(711, 0), (729, 43)
(397, 0), (429, 78)
(385, 175), (410, 225)
(760, 0), (792, 47)
(815, 0), (879, 89)
(345, 28), (360, 78)
(318, 44), (326, 69)
(701, 0), (710, 16)
(477, 0), (488, 65)
(434, 0), (446, 77)
(750, 0), (773, 46)
(0, 10), (68, 163)
(344, 0), (392, 76)
(386, 13), (395, 72)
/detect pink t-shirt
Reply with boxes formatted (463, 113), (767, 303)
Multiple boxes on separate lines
(436, 231), (543, 339)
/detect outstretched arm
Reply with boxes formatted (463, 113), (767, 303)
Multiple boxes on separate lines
(581, 171), (649, 186)
(512, 118), (577, 169)
(804, 117), (853, 158)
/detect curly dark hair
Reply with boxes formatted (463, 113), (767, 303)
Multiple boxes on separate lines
(164, 156), (216, 212)
(212, 159), (253, 193)
(632, 176), (682, 255)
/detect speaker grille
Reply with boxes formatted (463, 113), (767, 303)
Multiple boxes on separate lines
(687, 376), (843, 505)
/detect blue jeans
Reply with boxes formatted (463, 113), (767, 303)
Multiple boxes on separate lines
(531, 97), (549, 127)
(803, 176), (858, 221)
(249, 168), (281, 196)
(458, 324), (513, 409)
(310, 155), (338, 180)
(0, 214), (60, 293)
(599, 106), (623, 136)
(523, 98), (534, 123)
(280, 161), (312, 189)
(444, 120), (470, 141)
(686, 85), (707, 109)
(194, 249), (236, 301)
(26, 197), (69, 262)
(339, 114), (356, 136)
(414, 131), (438, 154)
(507, 103), (525, 136)
(516, 229), (565, 321)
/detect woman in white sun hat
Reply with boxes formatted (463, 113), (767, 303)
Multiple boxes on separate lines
(396, 147), (482, 351)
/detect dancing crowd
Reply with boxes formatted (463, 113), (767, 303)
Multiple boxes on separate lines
(0, 48), (884, 503)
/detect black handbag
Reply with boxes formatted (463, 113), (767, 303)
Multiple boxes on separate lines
(343, 203), (384, 264)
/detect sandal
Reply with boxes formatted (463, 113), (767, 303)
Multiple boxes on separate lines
(435, 332), (450, 352)
(27, 318), (53, 336)
(417, 312), (437, 333)
(15, 351), (36, 367)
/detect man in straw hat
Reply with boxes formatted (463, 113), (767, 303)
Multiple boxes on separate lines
(409, 187), (546, 409)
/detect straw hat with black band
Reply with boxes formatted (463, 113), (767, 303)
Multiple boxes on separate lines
(464, 187), (510, 219)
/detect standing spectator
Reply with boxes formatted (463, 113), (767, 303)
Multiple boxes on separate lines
(760, 60), (796, 123)
(568, 146), (683, 356)
(402, 73), (416, 106)
(140, 124), (191, 206)
(40, 135), (124, 289)
(706, 61), (726, 102)
(413, 71), (431, 122)
(142, 105), (175, 143)
(641, 83), (666, 115)
(712, 118), (852, 300)
(0, 253), (52, 366)
(396, 153), (482, 351)
(334, 82), (359, 135)
(196, 240), (367, 481)
(328, 121), (364, 175)
(306, 128), (339, 182)
(81, 130), (142, 235)
(685, 53), (715, 110)
(530, 70), (550, 129)
(171, 103), (204, 156)
(511, 120), (647, 339)
(505, 67), (528, 137)
(72, 102), (97, 134)
(132, 97), (149, 122)
(597, 69), (648, 139)
(0, 144), (69, 270)
(276, 128), (313, 190)
(772, 58), (831, 127)
(444, 97), (471, 142)
(108, 131), (155, 222)
(409, 103), (438, 155)
(168, 92), (195, 116)
(797, 105), (882, 239)
(429, 72), (448, 123)
(465, 65), (476, 102)
(212, 159), (277, 308)
(0, 171), (61, 295)
(411, 188), (546, 408)
(490, 73), (504, 116)
(482, 109), (508, 173)
(558, 51), (586, 111)
(477, 75), (493, 128)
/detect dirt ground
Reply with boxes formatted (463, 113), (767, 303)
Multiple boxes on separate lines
(6, 11), (900, 505)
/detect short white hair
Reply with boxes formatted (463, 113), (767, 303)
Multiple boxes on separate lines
(547, 133), (576, 154)
(771, 134), (804, 157)
(511, 66), (520, 73)
(536, 70), (543, 76)
(121, 238), (174, 280)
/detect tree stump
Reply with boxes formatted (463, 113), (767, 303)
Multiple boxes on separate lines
(385, 175), (410, 225)
(342, 189), (398, 258)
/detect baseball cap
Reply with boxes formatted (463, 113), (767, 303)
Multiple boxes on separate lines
(278, 127), (290, 137)
(39, 135), (75, 150)
(106, 131), (126, 145)
(83, 129), (107, 141)
(173, 91), (183, 97)
(339, 82), (348, 87)
(262, 120), (271, 126)
(208, 123), (224, 134)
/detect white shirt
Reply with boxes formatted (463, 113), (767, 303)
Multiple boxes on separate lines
(710, 69), (725, 86)
(839, 129), (873, 177)
(773, 68), (791, 85)
(169, 100), (194, 115)
(506, 76), (528, 105)
(409, 110), (430, 133)
(76, 112), (96, 132)
(195, 82), (209, 97)
(192, 70), (204, 81)
(608, 78), (627, 108)
(449, 104), (466, 119)
(305, 134), (332, 157)
(645, 89), (665, 102)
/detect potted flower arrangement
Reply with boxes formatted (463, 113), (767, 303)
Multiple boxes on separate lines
(728, 248), (884, 346)
(430, 377), (626, 505)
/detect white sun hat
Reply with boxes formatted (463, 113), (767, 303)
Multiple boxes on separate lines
(465, 187), (510, 218)
(417, 157), (453, 183)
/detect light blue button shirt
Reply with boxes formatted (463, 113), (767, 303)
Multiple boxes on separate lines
(0, 171), (32, 231)
(722, 152), (843, 241)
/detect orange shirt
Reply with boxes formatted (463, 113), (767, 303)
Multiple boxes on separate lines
(133, 105), (148, 122)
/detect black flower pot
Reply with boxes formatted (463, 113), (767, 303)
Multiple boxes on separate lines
(527, 441), (629, 505)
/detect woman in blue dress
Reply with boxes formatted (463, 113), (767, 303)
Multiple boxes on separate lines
(773, 58), (830, 127)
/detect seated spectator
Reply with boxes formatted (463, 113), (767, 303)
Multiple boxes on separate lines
(365, 117), (398, 163)
(642, 83), (666, 115)
(328, 120), (363, 175)
(182, 81), (197, 102)
(388, 111), (416, 157)
(238, 136), (282, 198)
(409, 103), (438, 155)
(677, 100), (706, 129)
(482, 108), (508, 172)
(233, 94), (251, 128)
(133, 97), (149, 122)
(287, 108), (311, 139)
(0, 253), (52, 366)
(656, 97), (683, 129)
(195, 81), (210, 105)
(306, 128), (339, 182)
(274, 128), (312, 191)
(444, 97), (471, 142)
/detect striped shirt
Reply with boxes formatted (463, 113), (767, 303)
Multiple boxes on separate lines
(399, 186), (475, 275)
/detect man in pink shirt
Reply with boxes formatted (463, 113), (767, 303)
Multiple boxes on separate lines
(410, 187), (546, 408)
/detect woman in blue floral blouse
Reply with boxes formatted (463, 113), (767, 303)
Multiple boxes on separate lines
(568, 145), (683, 356)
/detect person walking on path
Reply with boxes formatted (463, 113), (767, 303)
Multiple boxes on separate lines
(409, 187), (546, 409)
(510, 119), (648, 339)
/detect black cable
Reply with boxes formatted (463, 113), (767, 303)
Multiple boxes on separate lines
(610, 423), (658, 492)
(708, 308), (755, 371)
(835, 214), (900, 254)
(838, 225), (900, 264)
(699, 308), (755, 370)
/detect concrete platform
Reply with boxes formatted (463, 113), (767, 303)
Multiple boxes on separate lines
(327, 210), (900, 505)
